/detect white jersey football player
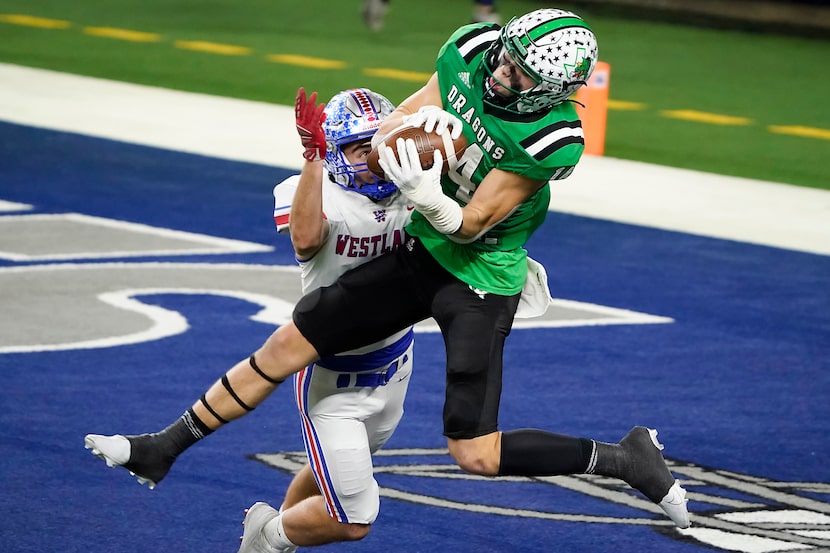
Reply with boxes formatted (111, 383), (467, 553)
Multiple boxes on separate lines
(237, 87), (415, 552)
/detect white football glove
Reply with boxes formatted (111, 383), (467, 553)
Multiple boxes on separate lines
(403, 105), (463, 139)
(378, 138), (463, 236)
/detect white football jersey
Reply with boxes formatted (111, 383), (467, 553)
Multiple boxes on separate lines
(273, 173), (414, 355)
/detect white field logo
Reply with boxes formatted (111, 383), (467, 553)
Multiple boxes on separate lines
(253, 449), (830, 552)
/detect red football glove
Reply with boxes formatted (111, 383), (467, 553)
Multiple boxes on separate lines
(295, 87), (327, 162)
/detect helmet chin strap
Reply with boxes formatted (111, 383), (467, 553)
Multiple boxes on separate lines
(333, 159), (397, 201)
(483, 85), (514, 110)
(483, 77), (538, 114)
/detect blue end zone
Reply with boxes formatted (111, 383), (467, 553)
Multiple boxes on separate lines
(0, 121), (828, 552)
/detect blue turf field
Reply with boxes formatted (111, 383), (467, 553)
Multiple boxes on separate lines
(1, 121), (828, 552)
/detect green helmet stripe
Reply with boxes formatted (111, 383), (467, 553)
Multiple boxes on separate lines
(525, 16), (589, 44)
(502, 12), (594, 85)
(508, 16), (590, 58)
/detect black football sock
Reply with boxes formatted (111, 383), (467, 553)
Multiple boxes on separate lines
(151, 408), (213, 457)
(123, 409), (213, 484)
(498, 429), (594, 476)
(588, 427), (675, 503)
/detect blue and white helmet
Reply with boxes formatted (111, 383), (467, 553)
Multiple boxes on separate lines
(323, 88), (397, 201)
(482, 9), (598, 113)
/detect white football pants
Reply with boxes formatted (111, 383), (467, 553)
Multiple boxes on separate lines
(293, 343), (413, 524)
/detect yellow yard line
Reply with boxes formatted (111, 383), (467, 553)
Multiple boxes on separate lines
(0, 14), (70, 29)
(363, 67), (432, 82)
(3, 11), (829, 145)
(660, 109), (753, 126)
(607, 99), (647, 111)
(266, 54), (346, 69)
(174, 40), (251, 56)
(768, 125), (830, 141)
(84, 26), (161, 42)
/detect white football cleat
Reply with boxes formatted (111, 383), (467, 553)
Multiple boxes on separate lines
(84, 433), (172, 489)
(659, 480), (691, 529)
(85, 434), (130, 466)
(238, 502), (297, 553)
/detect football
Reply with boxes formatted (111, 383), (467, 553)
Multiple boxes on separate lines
(366, 124), (468, 178)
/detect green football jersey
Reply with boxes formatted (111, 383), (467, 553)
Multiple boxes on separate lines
(407, 23), (586, 295)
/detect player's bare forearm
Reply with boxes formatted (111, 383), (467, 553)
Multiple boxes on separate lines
(378, 73), (443, 136)
(290, 160), (328, 260)
(455, 169), (546, 241)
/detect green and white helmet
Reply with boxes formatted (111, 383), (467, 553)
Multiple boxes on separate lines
(482, 8), (598, 113)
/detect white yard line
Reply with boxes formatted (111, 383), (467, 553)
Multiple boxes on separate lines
(553, 157), (830, 255)
(1, 62), (828, 255)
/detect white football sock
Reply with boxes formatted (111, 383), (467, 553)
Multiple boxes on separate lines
(264, 513), (298, 550)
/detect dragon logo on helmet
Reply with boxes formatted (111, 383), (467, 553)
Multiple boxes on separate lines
(567, 52), (593, 82)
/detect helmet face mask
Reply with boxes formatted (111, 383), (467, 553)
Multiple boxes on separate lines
(481, 9), (598, 114)
(482, 45), (543, 112)
(322, 88), (398, 201)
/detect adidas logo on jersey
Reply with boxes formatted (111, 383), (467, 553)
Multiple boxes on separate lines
(457, 72), (471, 88)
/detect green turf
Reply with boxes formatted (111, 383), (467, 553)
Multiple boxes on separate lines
(0, 0), (828, 189)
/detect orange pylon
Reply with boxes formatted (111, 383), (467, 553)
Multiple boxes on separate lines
(574, 61), (610, 156)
